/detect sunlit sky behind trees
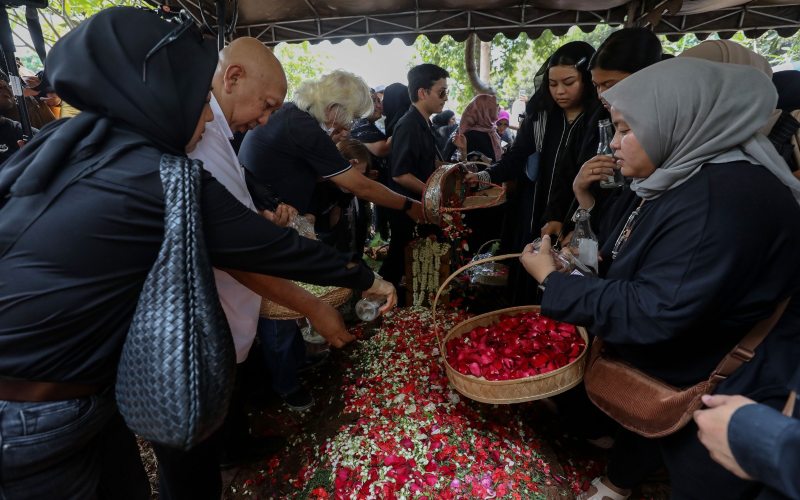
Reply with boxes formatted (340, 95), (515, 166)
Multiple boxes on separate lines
(9, 1), (800, 114)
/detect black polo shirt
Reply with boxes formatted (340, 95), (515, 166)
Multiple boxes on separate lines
(390, 105), (441, 199)
(238, 103), (351, 214)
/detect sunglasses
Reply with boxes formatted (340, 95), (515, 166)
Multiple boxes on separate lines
(428, 87), (448, 99)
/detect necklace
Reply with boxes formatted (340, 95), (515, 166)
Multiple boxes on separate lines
(611, 199), (646, 260)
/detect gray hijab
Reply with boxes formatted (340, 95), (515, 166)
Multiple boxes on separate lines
(602, 57), (800, 204)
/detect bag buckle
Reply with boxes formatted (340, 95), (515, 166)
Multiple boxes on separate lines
(731, 346), (755, 363)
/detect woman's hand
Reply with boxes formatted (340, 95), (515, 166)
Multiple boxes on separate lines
(520, 235), (557, 283)
(364, 277), (397, 314)
(540, 220), (562, 239)
(453, 131), (467, 156)
(693, 394), (756, 480)
(307, 303), (356, 348)
(465, 172), (480, 187)
(574, 155), (617, 208)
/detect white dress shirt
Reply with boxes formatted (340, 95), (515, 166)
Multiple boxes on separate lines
(189, 94), (262, 363)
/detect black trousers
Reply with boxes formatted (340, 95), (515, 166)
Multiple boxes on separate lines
(152, 366), (251, 500)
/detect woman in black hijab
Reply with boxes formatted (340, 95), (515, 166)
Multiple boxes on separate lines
(0, 7), (392, 499)
(382, 82), (412, 136)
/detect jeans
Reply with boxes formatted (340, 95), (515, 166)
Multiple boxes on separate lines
(257, 318), (305, 396)
(0, 390), (149, 500)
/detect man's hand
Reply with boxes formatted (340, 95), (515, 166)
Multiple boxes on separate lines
(693, 394), (756, 480)
(520, 235), (557, 283)
(260, 203), (298, 228)
(364, 277), (397, 314)
(307, 303), (355, 348)
(406, 199), (425, 223)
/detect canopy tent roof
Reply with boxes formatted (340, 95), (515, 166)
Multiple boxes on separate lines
(163, 0), (800, 45)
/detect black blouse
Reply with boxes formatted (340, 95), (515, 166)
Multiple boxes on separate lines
(0, 146), (374, 385)
(542, 161), (800, 395)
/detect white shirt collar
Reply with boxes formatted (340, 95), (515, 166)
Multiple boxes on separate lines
(210, 93), (234, 141)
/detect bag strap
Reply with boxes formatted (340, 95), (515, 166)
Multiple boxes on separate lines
(25, 6), (47, 66)
(783, 391), (796, 418)
(710, 298), (791, 383)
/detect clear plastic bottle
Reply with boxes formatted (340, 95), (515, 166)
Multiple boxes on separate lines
(597, 119), (624, 189)
(288, 214), (316, 239)
(568, 209), (599, 275)
(355, 297), (386, 322)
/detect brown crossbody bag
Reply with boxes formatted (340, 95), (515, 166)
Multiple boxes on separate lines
(583, 298), (791, 438)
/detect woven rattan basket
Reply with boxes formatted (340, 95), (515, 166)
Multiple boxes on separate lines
(422, 162), (506, 225)
(433, 254), (589, 404)
(260, 286), (352, 320)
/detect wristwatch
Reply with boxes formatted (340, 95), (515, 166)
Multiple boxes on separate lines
(402, 197), (414, 212)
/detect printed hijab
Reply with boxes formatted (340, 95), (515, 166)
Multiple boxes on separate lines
(680, 40), (772, 77)
(602, 57), (800, 204)
(458, 94), (502, 160)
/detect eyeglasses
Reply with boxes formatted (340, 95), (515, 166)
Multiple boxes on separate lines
(142, 12), (199, 83)
(611, 200), (646, 260)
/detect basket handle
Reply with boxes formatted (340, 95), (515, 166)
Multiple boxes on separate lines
(474, 239), (501, 256)
(431, 252), (522, 359)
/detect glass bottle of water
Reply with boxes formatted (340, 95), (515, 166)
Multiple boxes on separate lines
(568, 209), (599, 275)
(597, 119), (624, 189)
(355, 297), (385, 322)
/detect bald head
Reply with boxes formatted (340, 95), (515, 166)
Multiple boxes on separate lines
(213, 37), (288, 133)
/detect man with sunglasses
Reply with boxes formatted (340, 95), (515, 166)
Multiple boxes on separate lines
(379, 63), (450, 293)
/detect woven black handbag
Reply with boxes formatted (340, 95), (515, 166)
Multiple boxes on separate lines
(116, 154), (235, 450)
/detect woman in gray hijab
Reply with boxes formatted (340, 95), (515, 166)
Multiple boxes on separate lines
(522, 57), (800, 499)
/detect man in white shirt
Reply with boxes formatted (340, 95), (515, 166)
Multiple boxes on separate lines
(155, 37), (395, 499)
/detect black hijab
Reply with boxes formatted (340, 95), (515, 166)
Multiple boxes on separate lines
(0, 7), (217, 199)
(382, 82), (411, 136)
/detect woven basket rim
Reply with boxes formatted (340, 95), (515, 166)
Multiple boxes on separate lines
(442, 305), (589, 386)
(260, 286), (352, 320)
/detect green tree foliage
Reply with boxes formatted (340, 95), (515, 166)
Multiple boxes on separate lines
(8, 0), (141, 58)
(413, 25), (799, 113)
(273, 41), (330, 99)
(411, 26), (613, 112)
(660, 31), (800, 66)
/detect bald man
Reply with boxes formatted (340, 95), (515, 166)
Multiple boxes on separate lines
(153, 38), (395, 500)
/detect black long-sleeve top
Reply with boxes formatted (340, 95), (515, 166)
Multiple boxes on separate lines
(542, 162), (800, 398)
(0, 146), (374, 385)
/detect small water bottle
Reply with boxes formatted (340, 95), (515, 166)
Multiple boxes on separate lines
(569, 209), (599, 275)
(355, 297), (385, 322)
(597, 119), (624, 189)
(288, 214), (316, 239)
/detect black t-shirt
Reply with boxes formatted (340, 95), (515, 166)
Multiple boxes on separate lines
(0, 117), (25, 165)
(390, 105), (441, 199)
(238, 103), (351, 214)
(0, 146), (374, 385)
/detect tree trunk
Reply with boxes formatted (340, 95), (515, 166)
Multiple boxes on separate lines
(465, 33), (494, 95)
(479, 41), (491, 85)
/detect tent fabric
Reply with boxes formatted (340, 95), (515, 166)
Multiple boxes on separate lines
(167, 0), (800, 44)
